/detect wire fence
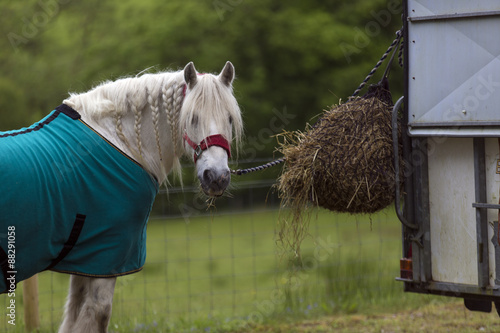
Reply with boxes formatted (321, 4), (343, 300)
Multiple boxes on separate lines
(152, 158), (282, 219)
(0, 160), (404, 332)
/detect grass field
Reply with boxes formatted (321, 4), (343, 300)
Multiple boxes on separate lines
(0, 208), (487, 332)
(247, 300), (500, 333)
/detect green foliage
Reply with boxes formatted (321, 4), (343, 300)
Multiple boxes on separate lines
(0, 0), (403, 147)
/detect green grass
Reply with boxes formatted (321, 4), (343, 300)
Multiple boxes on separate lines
(0, 208), (447, 332)
(246, 300), (500, 333)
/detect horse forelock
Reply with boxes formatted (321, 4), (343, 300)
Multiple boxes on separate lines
(180, 74), (243, 153)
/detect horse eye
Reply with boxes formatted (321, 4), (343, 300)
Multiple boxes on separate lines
(229, 115), (233, 125)
(192, 115), (198, 126)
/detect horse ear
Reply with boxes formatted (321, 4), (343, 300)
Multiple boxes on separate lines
(219, 61), (235, 87)
(184, 62), (198, 89)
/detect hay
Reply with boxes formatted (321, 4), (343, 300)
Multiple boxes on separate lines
(275, 81), (401, 255)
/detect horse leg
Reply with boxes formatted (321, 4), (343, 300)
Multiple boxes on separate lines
(58, 275), (116, 333)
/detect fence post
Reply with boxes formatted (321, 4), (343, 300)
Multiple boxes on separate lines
(23, 275), (40, 332)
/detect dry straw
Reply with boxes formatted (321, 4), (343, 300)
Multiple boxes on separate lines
(275, 79), (401, 256)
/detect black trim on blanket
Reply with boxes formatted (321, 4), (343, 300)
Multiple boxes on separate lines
(0, 246), (12, 293)
(0, 104), (81, 138)
(45, 214), (86, 271)
(51, 266), (144, 278)
(0, 111), (58, 138)
(56, 104), (81, 120)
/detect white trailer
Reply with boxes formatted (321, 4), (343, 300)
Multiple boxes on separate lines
(397, 0), (500, 313)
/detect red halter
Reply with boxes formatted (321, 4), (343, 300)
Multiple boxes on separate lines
(183, 132), (231, 163)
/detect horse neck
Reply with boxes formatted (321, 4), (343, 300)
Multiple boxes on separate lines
(65, 72), (186, 184)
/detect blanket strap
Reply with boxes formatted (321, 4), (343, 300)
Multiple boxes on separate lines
(45, 214), (86, 271)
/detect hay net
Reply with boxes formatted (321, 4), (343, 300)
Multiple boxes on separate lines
(274, 29), (404, 257)
(276, 78), (401, 216)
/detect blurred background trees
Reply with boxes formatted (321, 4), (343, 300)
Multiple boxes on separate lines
(0, 0), (403, 163)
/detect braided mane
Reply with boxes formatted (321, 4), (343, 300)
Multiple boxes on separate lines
(62, 66), (242, 185)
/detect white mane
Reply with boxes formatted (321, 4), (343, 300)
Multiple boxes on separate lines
(62, 66), (243, 185)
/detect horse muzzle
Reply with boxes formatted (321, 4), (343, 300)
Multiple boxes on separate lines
(199, 168), (231, 197)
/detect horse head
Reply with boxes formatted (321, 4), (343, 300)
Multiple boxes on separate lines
(180, 61), (243, 197)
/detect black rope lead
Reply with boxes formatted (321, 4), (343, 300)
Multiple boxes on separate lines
(231, 158), (285, 175)
(232, 27), (404, 176)
(351, 28), (403, 97)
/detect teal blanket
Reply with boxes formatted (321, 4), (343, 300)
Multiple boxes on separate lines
(0, 105), (158, 293)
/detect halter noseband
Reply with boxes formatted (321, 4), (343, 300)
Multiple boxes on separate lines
(183, 132), (231, 163)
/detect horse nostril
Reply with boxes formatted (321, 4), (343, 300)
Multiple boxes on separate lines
(200, 168), (231, 196)
(203, 169), (215, 184)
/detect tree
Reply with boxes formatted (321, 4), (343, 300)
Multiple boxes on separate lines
(0, 0), (403, 155)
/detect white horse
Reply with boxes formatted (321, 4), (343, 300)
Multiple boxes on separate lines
(0, 62), (242, 332)
(60, 62), (242, 332)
